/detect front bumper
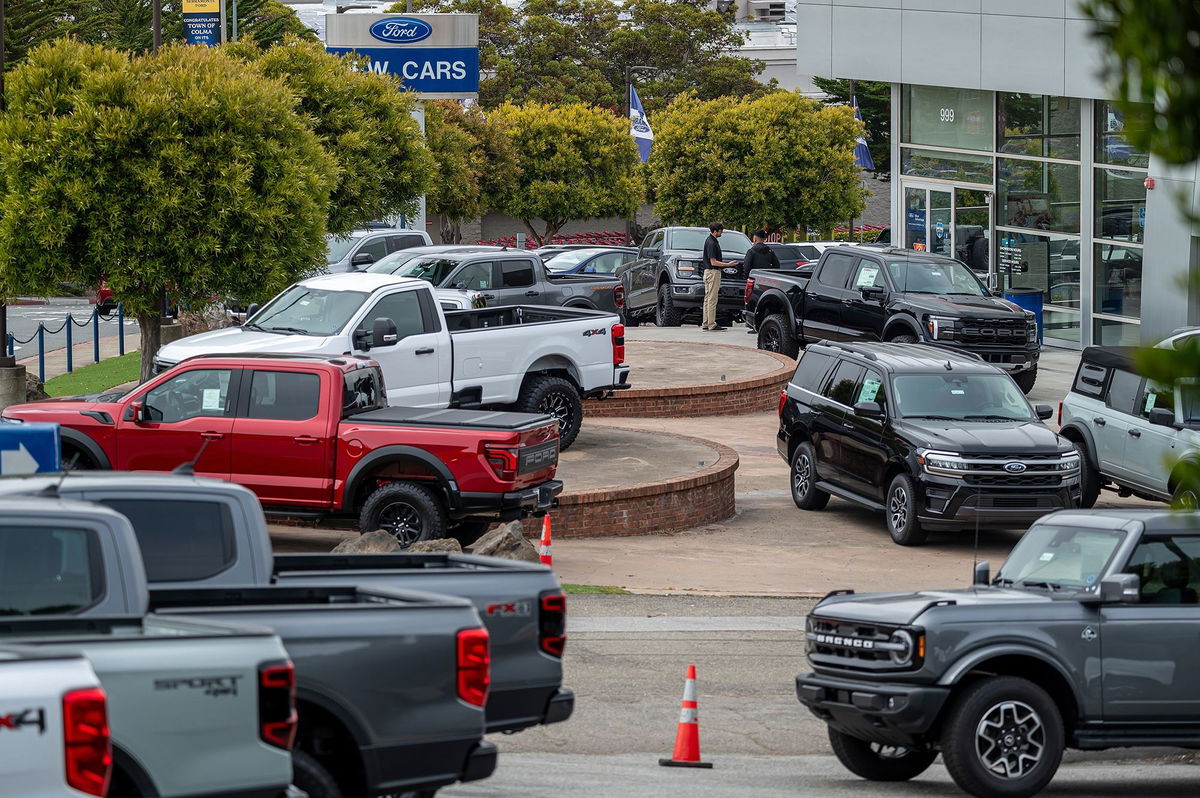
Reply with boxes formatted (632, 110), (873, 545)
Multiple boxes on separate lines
(934, 341), (1041, 374)
(796, 671), (949, 747)
(669, 279), (746, 312)
(916, 472), (1080, 529)
(457, 479), (563, 521)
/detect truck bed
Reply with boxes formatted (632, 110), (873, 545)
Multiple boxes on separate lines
(445, 304), (615, 332)
(349, 406), (552, 431)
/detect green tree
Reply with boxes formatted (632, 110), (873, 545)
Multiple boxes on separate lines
(810, 77), (889, 177)
(0, 40), (335, 380)
(650, 92), (865, 232)
(3, 0), (83, 69)
(489, 102), (641, 245)
(238, 38), (433, 235)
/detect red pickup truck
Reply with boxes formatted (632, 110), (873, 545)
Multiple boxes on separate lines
(3, 354), (563, 544)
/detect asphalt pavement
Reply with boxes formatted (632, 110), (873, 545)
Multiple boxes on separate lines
(7, 298), (138, 361)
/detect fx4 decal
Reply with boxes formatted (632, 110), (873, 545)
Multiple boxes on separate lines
(486, 600), (533, 618)
(0, 708), (47, 734)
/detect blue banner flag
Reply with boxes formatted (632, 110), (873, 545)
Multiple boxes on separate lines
(629, 85), (653, 163)
(852, 95), (875, 171)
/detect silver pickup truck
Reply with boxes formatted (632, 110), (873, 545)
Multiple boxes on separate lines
(0, 499), (297, 798)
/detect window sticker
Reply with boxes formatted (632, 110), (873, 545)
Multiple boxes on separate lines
(859, 379), (881, 403)
(855, 267), (879, 288)
(202, 389), (223, 411)
(1144, 392), (1157, 413)
(1039, 552), (1055, 562)
(951, 389), (965, 395)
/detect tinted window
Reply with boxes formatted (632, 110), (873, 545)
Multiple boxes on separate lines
(641, 232), (663, 257)
(390, 234), (426, 251)
(357, 290), (427, 342)
(791, 351), (833, 391)
(817, 254), (855, 288)
(394, 257), (460, 285)
(858, 368), (887, 414)
(248, 371), (320, 421)
(1073, 362), (1109, 397)
(891, 373), (1035, 421)
(343, 366), (386, 416)
(822, 360), (865, 406)
(0, 525), (101, 615)
(98, 499), (235, 583)
(501, 260), (535, 288)
(356, 236), (390, 261)
(798, 245), (821, 261)
(1106, 368), (1143, 415)
(1183, 384), (1200, 425)
(143, 369), (234, 423)
(451, 262), (495, 290)
(1125, 536), (1200, 604)
(771, 245), (802, 260)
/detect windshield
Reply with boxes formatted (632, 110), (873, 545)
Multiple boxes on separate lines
(366, 250), (423, 274)
(393, 257), (461, 285)
(670, 229), (753, 257)
(995, 524), (1126, 590)
(887, 259), (988, 296)
(545, 250), (601, 271)
(325, 234), (363, 265)
(891, 373), (1035, 421)
(248, 285), (367, 336)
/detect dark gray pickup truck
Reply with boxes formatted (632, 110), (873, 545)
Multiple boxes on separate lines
(797, 508), (1200, 798)
(0, 472), (573, 738)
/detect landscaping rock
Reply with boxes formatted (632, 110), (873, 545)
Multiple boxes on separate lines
(467, 520), (540, 563)
(408, 538), (463, 554)
(25, 374), (48, 401)
(331, 530), (401, 553)
(179, 305), (234, 337)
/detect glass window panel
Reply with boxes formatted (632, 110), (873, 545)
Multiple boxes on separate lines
(1094, 243), (1143, 320)
(1094, 318), (1142, 346)
(1043, 309), (1082, 343)
(902, 85), (994, 151)
(904, 187), (926, 251)
(956, 188), (991, 272)
(1095, 101), (1150, 168)
(997, 158), (1080, 234)
(998, 94), (1081, 160)
(996, 231), (1081, 311)
(928, 189), (952, 258)
(1095, 168), (1147, 243)
(900, 148), (993, 184)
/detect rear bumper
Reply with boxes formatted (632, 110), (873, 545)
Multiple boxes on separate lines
(583, 366), (631, 399)
(796, 672), (949, 747)
(486, 685), (575, 733)
(364, 737), (497, 793)
(457, 479), (563, 521)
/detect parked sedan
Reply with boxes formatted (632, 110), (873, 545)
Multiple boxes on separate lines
(543, 247), (639, 275)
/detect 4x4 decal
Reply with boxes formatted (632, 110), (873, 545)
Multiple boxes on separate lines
(0, 707), (46, 734)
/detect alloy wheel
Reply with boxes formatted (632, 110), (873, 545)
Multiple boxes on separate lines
(379, 501), (423, 547)
(889, 486), (908, 531)
(761, 324), (782, 352)
(975, 700), (1045, 779)
(793, 454), (812, 497)
(540, 392), (574, 433)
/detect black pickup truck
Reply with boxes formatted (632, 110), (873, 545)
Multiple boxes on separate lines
(745, 247), (1041, 393)
(622, 226), (752, 327)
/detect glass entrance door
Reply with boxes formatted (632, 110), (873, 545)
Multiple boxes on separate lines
(901, 182), (993, 279)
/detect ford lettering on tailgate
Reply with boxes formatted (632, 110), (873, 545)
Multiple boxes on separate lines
(519, 440), (559, 474)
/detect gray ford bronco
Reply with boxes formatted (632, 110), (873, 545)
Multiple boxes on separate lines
(797, 508), (1200, 798)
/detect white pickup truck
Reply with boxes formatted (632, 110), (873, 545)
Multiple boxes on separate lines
(156, 273), (630, 448)
(0, 646), (109, 798)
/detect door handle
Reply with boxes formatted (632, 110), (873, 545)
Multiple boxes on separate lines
(841, 299), (854, 306)
(293, 435), (320, 445)
(482, 293), (496, 299)
(200, 431), (224, 440)
(842, 422), (855, 430)
(1093, 417), (1106, 426)
(1128, 429), (1141, 438)
(525, 291), (539, 297)
(414, 347), (435, 355)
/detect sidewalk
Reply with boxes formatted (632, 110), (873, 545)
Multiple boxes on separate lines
(20, 331), (141, 383)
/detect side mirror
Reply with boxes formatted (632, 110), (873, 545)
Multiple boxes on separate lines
(372, 317), (399, 348)
(853, 401), (883, 419)
(991, 290), (1004, 297)
(1148, 407), (1177, 428)
(1035, 404), (1054, 420)
(351, 252), (376, 267)
(1100, 573), (1140, 603)
(125, 401), (144, 423)
(860, 286), (886, 300)
(643, 248), (661, 258)
(243, 303), (260, 323)
(973, 560), (990, 586)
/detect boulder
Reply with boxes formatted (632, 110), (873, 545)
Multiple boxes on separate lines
(467, 520), (540, 563)
(179, 306), (234, 337)
(25, 374), (48, 402)
(408, 538), (464, 554)
(331, 530), (400, 553)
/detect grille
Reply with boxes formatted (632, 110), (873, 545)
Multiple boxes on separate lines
(974, 495), (1060, 509)
(965, 473), (1062, 487)
(923, 452), (1078, 482)
(808, 618), (894, 665)
(959, 318), (1030, 344)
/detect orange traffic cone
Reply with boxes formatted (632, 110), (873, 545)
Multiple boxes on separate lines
(658, 664), (712, 768)
(538, 516), (553, 567)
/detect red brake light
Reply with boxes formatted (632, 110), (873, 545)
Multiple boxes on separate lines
(778, 389), (788, 418)
(456, 627), (491, 707)
(612, 323), (625, 366)
(484, 443), (520, 481)
(63, 687), (111, 797)
(258, 661), (298, 750)
(744, 278), (755, 305)
(539, 591), (567, 657)
(614, 283), (625, 308)
(1057, 401), (1062, 427)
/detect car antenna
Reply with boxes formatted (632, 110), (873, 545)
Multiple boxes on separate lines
(39, 467), (73, 498)
(172, 435), (214, 476)
(945, 360), (953, 371)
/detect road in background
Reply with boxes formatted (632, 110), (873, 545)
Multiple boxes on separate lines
(8, 299), (139, 358)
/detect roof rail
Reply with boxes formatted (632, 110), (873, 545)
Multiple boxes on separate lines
(811, 339), (878, 361)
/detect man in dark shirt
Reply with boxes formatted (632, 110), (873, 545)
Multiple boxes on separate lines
(742, 230), (781, 273)
(701, 222), (738, 331)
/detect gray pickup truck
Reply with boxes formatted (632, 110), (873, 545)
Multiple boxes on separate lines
(797, 508), (1200, 798)
(0, 487), (495, 798)
(0, 472), (572, 735)
(0, 498), (297, 798)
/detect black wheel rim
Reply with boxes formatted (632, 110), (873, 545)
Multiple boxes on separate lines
(793, 454), (811, 498)
(379, 501), (423, 547)
(975, 699), (1045, 779)
(889, 485), (908, 532)
(539, 391), (575, 435)
(870, 742), (913, 760)
(761, 324), (782, 352)
(62, 450), (93, 471)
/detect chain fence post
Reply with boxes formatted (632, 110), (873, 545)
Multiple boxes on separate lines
(65, 314), (73, 373)
(117, 304), (125, 355)
(37, 324), (44, 383)
(5, 332), (11, 358)
(93, 307), (100, 363)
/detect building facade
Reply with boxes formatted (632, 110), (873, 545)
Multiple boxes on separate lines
(796, 0), (1200, 348)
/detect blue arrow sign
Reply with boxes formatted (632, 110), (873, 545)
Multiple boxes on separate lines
(0, 421), (61, 474)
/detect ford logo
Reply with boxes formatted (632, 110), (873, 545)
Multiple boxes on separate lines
(368, 17), (433, 44)
(1004, 462), (1027, 474)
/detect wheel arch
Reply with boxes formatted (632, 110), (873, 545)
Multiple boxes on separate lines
(562, 299), (598, 311)
(883, 315), (924, 341)
(1168, 457), (1200, 495)
(1058, 423), (1099, 471)
(61, 428), (110, 470)
(343, 447), (456, 511)
(111, 743), (160, 797)
(754, 291), (796, 331)
(938, 649), (1082, 733)
(296, 691), (369, 798)
(524, 357), (583, 390)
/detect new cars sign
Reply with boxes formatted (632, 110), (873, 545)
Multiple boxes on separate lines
(325, 14), (479, 99)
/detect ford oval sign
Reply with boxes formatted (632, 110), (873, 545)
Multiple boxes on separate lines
(1004, 462), (1027, 474)
(369, 17), (434, 44)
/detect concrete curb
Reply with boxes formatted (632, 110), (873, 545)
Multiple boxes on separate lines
(584, 340), (795, 418)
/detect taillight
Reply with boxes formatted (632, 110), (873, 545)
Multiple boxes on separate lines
(485, 443), (520, 481)
(778, 389), (788, 418)
(258, 661), (298, 750)
(612, 323), (625, 366)
(539, 590), (567, 657)
(613, 284), (625, 309)
(63, 687), (111, 797)
(744, 278), (755, 305)
(456, 628), (491, 707)
(1057, 401), (1062, 427)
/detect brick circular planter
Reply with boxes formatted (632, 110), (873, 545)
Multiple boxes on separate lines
(521, 425), (738, 539)
(584, 341), (795, 418)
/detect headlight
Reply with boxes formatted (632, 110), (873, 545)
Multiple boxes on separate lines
(674, 259), (699, 278)
(1057, 454), (1081, 471)
(918, 449), (969, 476)
(889, 629), (915, 665)
(926, 315), (958, 340)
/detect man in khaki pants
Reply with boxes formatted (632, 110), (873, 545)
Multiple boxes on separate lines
(701, 222), (738, 331)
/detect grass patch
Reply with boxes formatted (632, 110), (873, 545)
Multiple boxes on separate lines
(562, 583), (631, 595)
(44, 352), (141, 397)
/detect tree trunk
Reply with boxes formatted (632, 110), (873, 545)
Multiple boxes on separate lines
(450, 221), (462, 244)
(137, 309), (162, 384)
(440, 217), (456, 244)
(520, 219), (545, 247)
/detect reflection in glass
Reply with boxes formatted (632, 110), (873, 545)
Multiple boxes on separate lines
(902, 85), (994, 151)
(996, 230), (1080, 311)
(956, 188), (990, 273)
(901, 148), (993, 184)
(904, 187), (926, 251)
(997, 158), (1081, 234)
(998, 94), (1082, 160)
(1093, 318), (1142, 345)
(1094, 243), (1143, 319)
(1043, 309), (1081, 342)
(1095, 168), (1147, 243)
(928, 189), (952, 258)
(1095, 101), (1150, 168)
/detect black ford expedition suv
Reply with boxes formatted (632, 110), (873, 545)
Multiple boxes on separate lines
(747, 247), (1041, 392)
(777, 342), (1080, 545)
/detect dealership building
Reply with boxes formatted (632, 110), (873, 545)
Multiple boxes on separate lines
(797, 0), (1200, 348)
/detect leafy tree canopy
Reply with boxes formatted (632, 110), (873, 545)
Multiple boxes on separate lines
(810, 77), (889, 178)
(650, 92), (866, 232)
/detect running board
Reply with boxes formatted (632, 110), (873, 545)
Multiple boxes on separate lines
(815, 481), (885, 511)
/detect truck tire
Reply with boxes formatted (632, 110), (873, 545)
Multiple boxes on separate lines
(758, 313), (799, 359)
(450, 520), (492, 546)
(888, 333), (919, 344)
(827, 728), (937, 782)
(656, 284), (682, 327)
(359, 481), (447, 548)
(61, 442), (101, 471)
(292, 750), (344, 798)
(1013, 368), (1038, 394)
(940, 676), (1064, 798)
(516, 375), (583, 451)
(885, 473), (927, 546)
(790, 442), (830, 510)
(1074, 441), (1100, 508)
